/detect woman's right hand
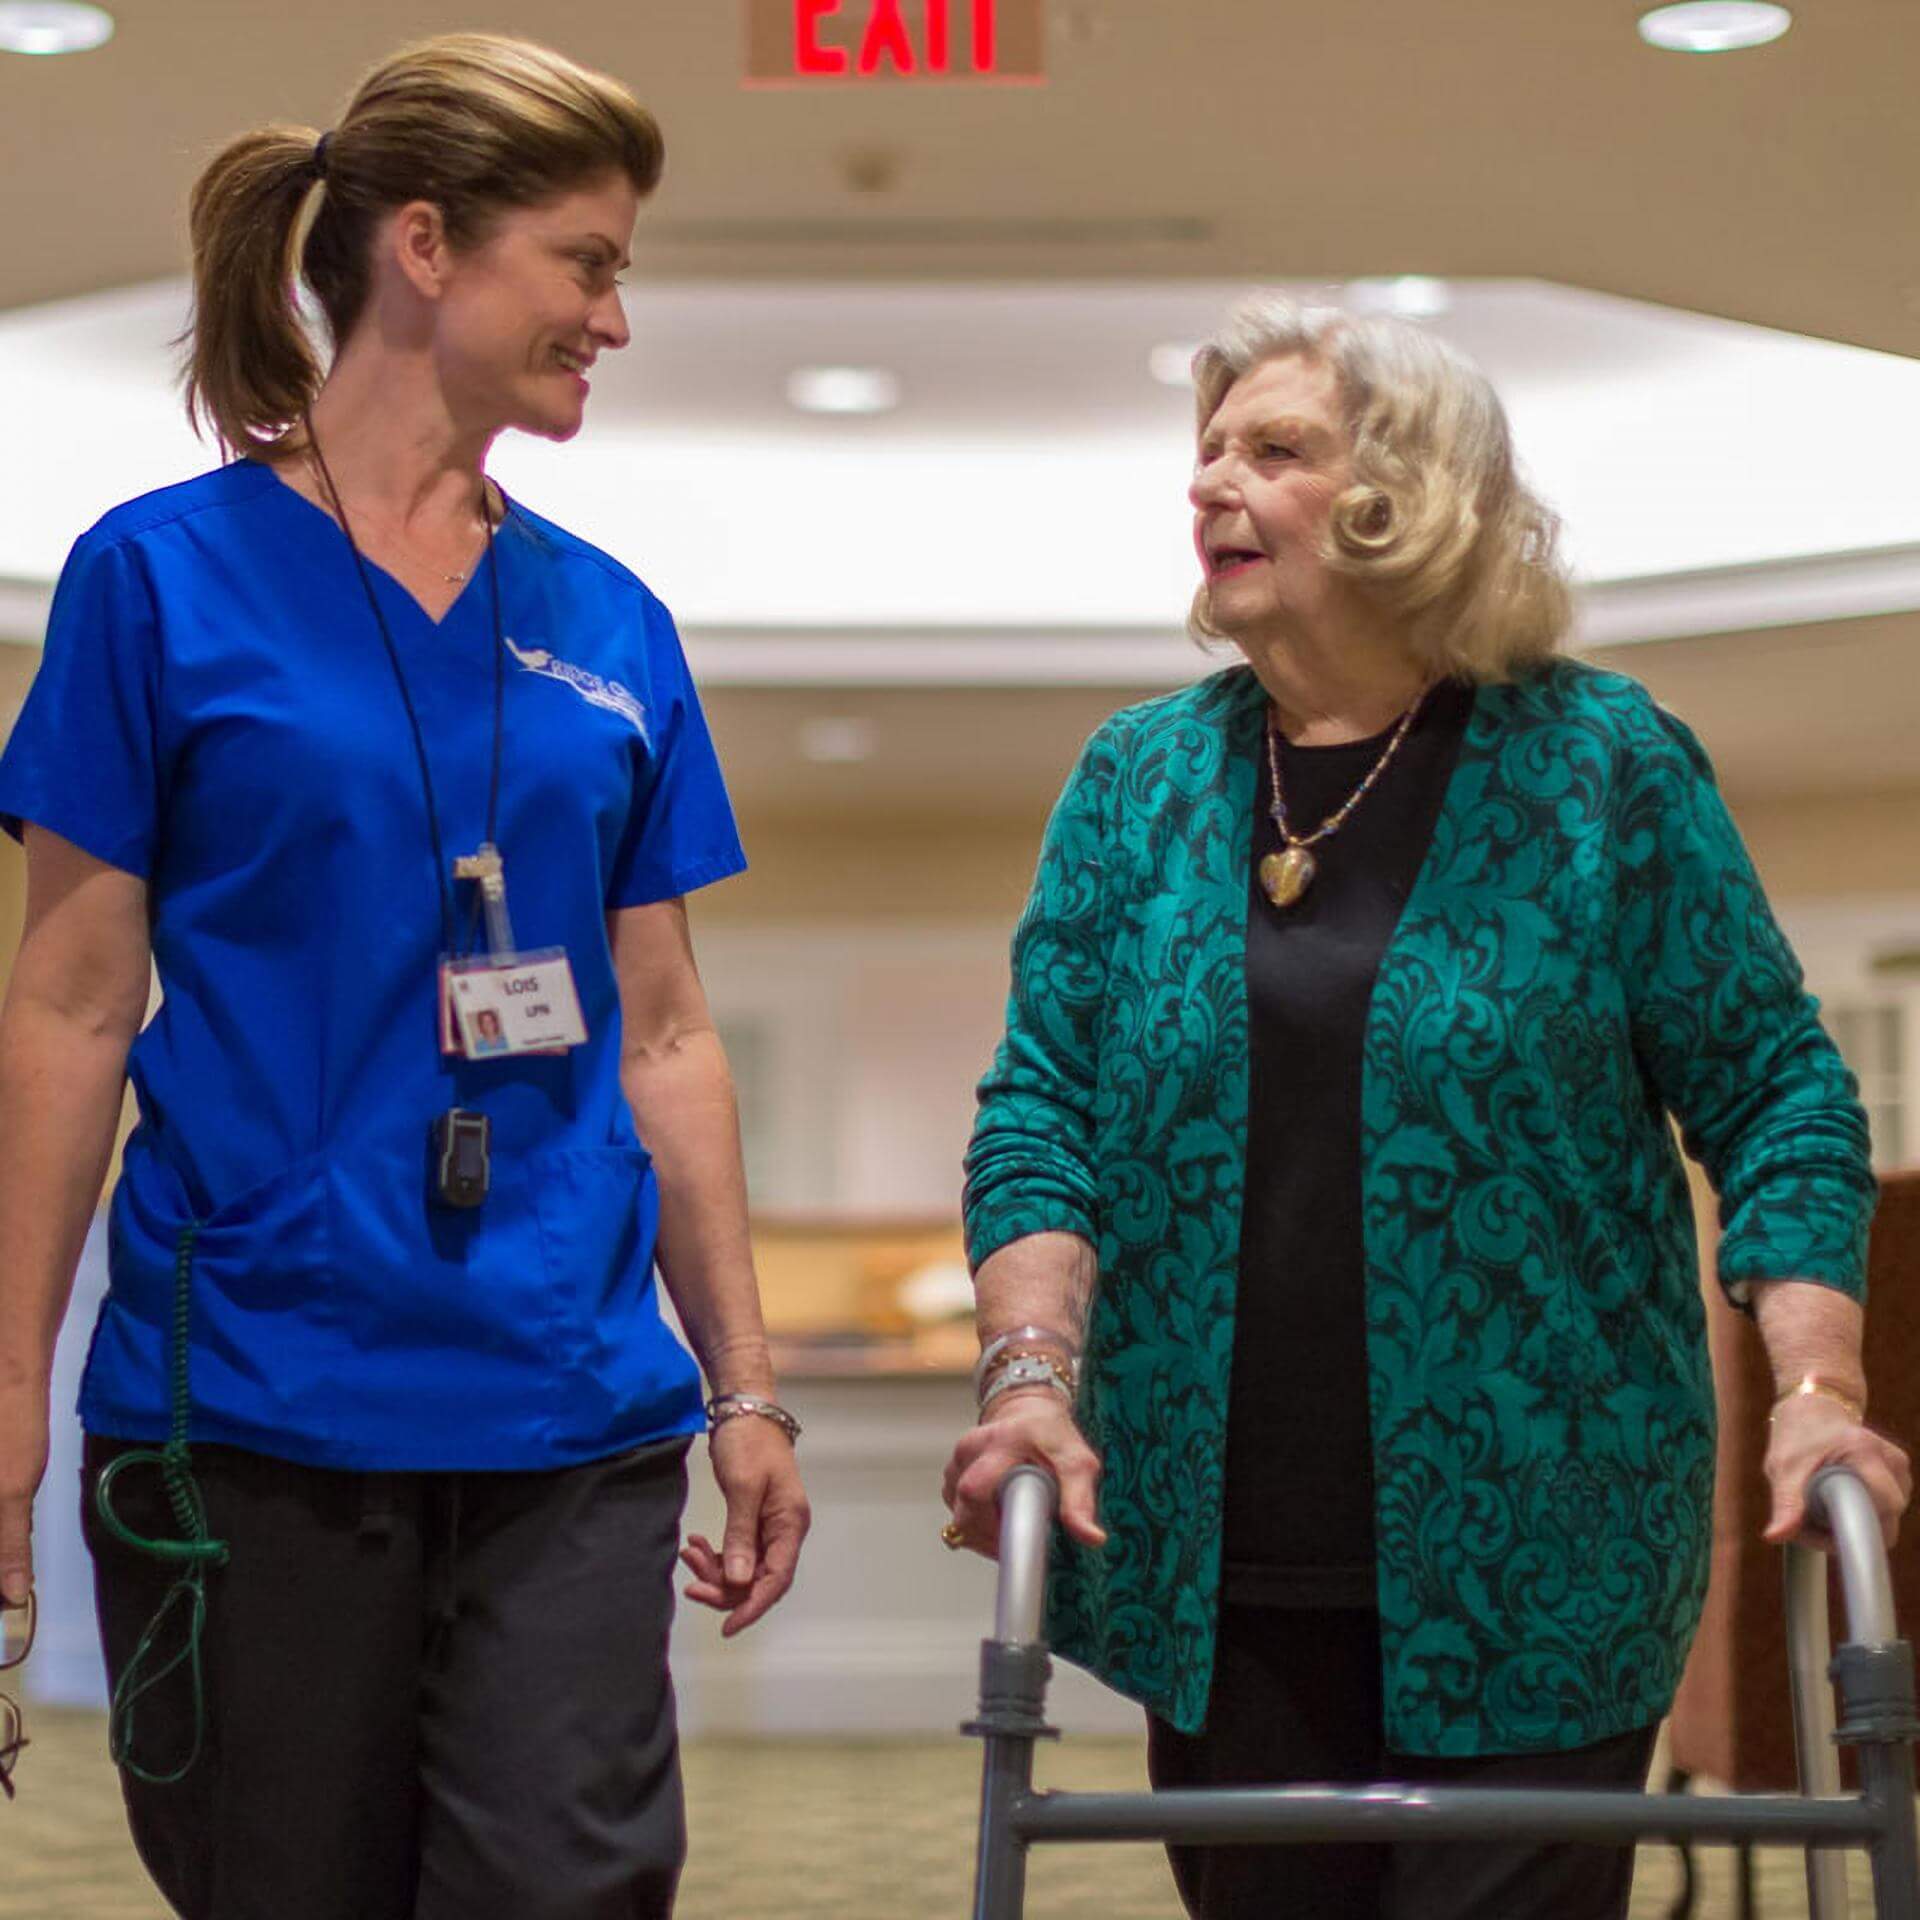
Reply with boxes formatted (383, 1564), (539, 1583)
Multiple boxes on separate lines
(941, 1388), (1106, 1558)
(0, 1387), (49, 1606)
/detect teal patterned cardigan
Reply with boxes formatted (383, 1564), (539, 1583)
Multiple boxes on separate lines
(963, 657), (1875, 1755)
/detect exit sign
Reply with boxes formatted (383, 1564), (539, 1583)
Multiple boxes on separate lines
(744, 0), (1046, 85)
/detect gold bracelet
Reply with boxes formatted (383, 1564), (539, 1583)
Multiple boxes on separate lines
(1768, 1375), (1865, 1425)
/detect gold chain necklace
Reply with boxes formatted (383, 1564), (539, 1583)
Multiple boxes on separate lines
(1259, 688), (1430, 909)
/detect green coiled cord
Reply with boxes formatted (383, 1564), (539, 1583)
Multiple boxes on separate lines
(91, 1221), (229, 1785)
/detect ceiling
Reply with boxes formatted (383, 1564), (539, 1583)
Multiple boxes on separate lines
(1, 0), (1917, 356)
(1, 0), (1915, 826)
(4, 276), (1919, 623)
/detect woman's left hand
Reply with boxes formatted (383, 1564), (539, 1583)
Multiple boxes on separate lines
(1762, 1396), (1912, 1551)
(681, 1418), (811, 1636)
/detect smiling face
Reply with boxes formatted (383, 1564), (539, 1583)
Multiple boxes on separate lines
(426, 170), (639, 442)
(1190, 354), (1357, 643)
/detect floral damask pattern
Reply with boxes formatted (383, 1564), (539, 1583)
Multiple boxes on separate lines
(964, 659), (1874, 1752)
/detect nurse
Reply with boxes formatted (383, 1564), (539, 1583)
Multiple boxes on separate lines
(0, 32), (805, 1920)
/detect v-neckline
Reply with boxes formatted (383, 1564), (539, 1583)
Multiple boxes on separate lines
(249, 458), (500, 632)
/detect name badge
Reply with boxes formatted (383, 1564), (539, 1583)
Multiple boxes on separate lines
(443, 948), (588, 1059)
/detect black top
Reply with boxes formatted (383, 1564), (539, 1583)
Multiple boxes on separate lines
(1220, 678), (1474, 1607)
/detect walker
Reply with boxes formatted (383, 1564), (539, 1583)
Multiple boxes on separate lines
(965, 1465), (1920, 1919)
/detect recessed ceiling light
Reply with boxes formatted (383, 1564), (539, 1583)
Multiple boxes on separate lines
(1345, 276), (1453, 320)
(1637, 3), (1791, 53)
(1149, 342), (1201, 389)
(786, 367), (900, 416)
(0, 1), (113, 54)
(799, 717), (877, 764)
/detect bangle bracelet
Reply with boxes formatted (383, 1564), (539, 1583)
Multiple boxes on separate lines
(706, 1392), (802, 1444)
(1768, 1375), (1865, 1425)
(979, 1355), (1075, 1412)
(973, 1324), (1079, 1398)
(978, 1345), (1081, 1404)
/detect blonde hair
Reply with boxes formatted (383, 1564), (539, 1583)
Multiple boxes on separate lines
(1189, 293), (1571, 681)
(182, 33), (664, 457)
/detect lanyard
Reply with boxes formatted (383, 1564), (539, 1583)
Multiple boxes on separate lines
(304, 422), (506, 957)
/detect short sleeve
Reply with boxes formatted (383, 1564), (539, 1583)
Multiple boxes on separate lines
(605, 600), (745, 908)
(0, 532), (162, 878)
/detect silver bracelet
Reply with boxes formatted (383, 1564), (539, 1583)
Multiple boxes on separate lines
(978, 1355), (1075, 1413)
(972, 1324), (1080, 1398)
(705, 1392), (802, 1444)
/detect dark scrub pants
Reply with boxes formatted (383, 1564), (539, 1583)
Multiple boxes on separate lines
(83, 1434), (691, 1920)
(1147, 1604), (1658, 1920)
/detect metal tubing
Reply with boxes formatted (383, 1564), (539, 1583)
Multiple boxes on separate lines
(993, 1467), (1057, 1646)
(970, 1462), (1919, 1916)
(1808, 1466), (1898, 1648)
(972, 1735), (1036, 1920)
(1012, 1785), (1883, 1849)
(1785, 1541), (1852, 1920)
(1860, 1745), (1920, 1920)
(969, 1467), (1061, 1920)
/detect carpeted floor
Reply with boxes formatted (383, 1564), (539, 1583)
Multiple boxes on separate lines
(0, 1707), (1893, 1918)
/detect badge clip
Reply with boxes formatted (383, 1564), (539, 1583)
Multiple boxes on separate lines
(453, 842), (516, 958)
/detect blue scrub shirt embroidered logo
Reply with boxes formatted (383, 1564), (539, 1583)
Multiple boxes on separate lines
(505, 636), (650, 743)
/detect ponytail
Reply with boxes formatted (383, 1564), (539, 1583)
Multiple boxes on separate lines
(182, 126), (326, 458)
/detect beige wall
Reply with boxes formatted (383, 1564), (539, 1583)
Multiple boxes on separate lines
(694, 813), (1039, 929)
(4, 781), (1916, 999)
(700, 786), (1920, 936)
(1726, 789), (1920, 903)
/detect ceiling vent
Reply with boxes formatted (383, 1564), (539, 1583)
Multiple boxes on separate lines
(648, 215), (1211, 249)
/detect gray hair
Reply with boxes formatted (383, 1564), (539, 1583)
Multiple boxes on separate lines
(1189, 293), (1572, 681)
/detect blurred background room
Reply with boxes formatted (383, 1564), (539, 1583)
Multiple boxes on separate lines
(1, 1), (1917, 1913)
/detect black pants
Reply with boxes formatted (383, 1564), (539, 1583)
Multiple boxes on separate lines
(82, 1433), (692, 1920)
(1147, 1604), (1658, 1920)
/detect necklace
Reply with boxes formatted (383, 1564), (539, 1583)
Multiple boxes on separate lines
(1259, 688), (1429, 909)
(300, 454), (482, 587)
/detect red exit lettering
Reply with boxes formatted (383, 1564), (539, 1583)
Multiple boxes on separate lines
(760, 0), (1040, 85)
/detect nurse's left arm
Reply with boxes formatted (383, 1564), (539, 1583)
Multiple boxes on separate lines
(610, 897), (810, 1636)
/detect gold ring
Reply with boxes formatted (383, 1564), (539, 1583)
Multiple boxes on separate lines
(940, 1520), (965, 1550)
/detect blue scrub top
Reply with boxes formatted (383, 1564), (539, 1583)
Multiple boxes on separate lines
(0, 461), (746, 1470)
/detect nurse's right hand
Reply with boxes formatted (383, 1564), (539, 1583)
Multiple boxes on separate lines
(0, 1386), (48, 1606)
(941, 1390), (1105, 1560)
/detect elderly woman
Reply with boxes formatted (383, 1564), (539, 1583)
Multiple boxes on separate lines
(941, 295), (1910, 1920)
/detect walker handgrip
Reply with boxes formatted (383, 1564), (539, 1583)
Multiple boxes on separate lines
(993, 1467), (1059, 1647)
(1807, 1465), (1898, 1647)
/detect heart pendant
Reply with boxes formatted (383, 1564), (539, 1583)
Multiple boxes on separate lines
(1259, 845), (1317, 908)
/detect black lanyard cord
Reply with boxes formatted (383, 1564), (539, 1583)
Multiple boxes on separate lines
(303, 420), (507, 957)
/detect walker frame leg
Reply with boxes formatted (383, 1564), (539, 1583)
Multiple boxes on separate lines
(972, 1728), (1037, 1920)
(965, 1639), (1057, 1920)
(1839, 1642), (1920, 1920)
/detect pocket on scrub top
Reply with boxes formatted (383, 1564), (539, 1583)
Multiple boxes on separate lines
(526, 1136), (691, 1428)
(528, 1143), (653, 1316)
(106, 1152), (334, 1428)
